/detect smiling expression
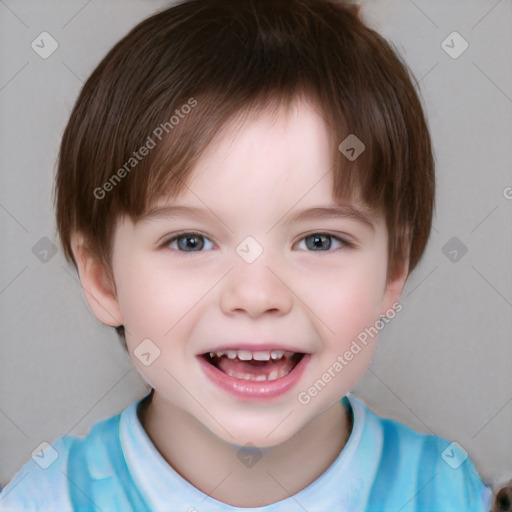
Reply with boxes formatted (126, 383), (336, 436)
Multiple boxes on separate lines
(90, 98), (406, 447)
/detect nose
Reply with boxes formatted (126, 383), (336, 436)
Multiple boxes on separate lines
(219, 257), (294, 318)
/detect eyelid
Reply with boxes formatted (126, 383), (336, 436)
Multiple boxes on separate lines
(159, 230), (357, 253)
(159, 231), (215, 251)
(294, 231), (356, 250)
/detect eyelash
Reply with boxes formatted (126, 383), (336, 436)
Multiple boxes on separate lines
(161, 231), (355, 255)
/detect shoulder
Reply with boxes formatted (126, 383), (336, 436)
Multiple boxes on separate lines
(0, 435), (78, 512)
(348, 395), (493, 512)
(0, 413), (123, 512)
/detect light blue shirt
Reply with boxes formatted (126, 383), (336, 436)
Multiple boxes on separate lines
(0, 393), (492, 511)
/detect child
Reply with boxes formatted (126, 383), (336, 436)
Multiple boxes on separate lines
(0, 0), (493, 510)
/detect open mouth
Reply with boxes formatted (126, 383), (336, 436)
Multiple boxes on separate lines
(202, 349), (305, 381)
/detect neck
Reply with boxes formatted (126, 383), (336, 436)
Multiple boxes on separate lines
(138, 393), (352, 508)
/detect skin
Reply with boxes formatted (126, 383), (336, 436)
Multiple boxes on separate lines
(73, 98), (409, 507)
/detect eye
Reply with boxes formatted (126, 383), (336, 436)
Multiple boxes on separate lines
(295, 233), (350, 252)
(164, 232), (215, 252)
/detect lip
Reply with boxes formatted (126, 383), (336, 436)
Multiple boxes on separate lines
(198, 353), (310, 401)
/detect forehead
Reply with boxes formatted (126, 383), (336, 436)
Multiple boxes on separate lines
(140, 99), (382, 230)
(153, 99), (332, 196)
(190, 99), (330, 187)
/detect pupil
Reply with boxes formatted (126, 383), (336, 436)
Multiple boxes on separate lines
(179, 235), (203, 251)
(307, 234), (330, 251)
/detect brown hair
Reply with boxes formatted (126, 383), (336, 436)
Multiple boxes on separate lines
(55, 0), (435, 340)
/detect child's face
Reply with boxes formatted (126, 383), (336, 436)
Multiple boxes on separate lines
(101, 99), (406, 446)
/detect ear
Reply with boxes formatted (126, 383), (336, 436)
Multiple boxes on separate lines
(71, 233), (123, 327)
(380, 256), (409, 315)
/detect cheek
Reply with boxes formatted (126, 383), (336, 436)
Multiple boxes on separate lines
(304, 266), (384, 402)
(115, 257), (220, 347)
(299, 256), (386, 342)
(114, 259), (185, 339)
(113, 258), (205, 388)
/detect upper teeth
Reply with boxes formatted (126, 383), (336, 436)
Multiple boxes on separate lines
(209, 349), (286, 361)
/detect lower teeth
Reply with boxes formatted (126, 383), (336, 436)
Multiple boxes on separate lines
(224, 367), (290, 381)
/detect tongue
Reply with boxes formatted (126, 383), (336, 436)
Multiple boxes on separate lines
(215, 355), (297, 380)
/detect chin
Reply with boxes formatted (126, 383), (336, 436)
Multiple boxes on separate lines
(204, 409), (308, 449)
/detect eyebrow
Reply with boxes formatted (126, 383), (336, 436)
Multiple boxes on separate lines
(138, 204), (377, 230)
(284, 205), (376, 231)
(138, 205), (215, 223)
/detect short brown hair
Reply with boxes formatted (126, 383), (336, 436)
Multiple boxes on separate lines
(55, 0), (435, 337)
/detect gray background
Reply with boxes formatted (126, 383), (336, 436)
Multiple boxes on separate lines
(1, 0), (511, 491)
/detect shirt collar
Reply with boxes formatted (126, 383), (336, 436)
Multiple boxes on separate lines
(119, 392), (379, 511)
